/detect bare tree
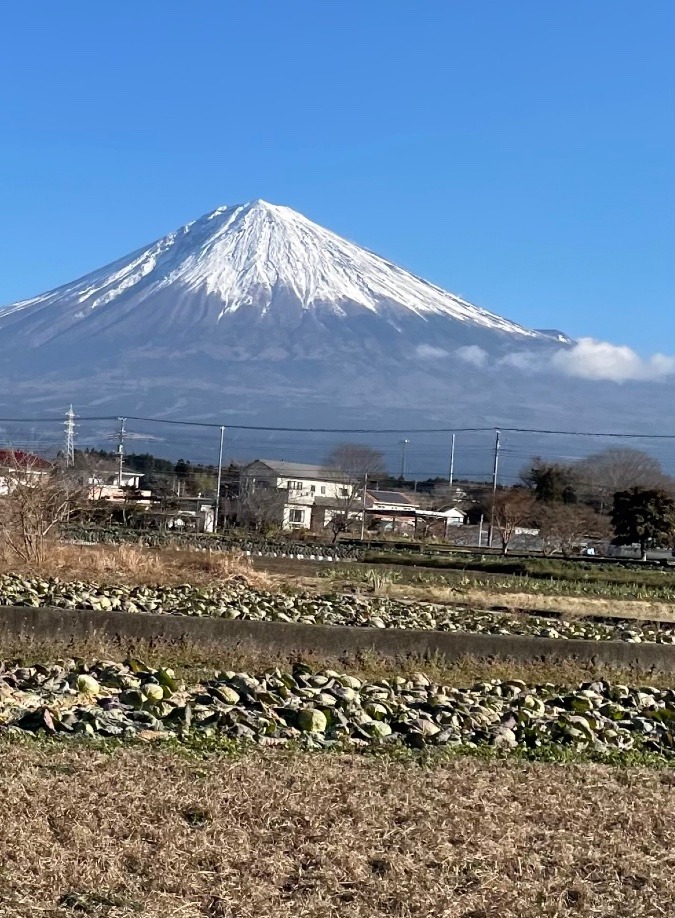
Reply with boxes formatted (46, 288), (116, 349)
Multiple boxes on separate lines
(537, 504), (611, 557)
(237, 482), (285, 534)
(325, 443), (388, 483)
(487, 488), (536, 555)
(575, 448), (673, 512)
(0, 456), (86, 566)
(323, 443), (388, 541)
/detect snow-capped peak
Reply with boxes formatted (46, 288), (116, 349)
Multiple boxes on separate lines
(0, 200), (547, 340)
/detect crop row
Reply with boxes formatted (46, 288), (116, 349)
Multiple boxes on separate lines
(1, 658), (674, 756)
(1, 575), (674, 644)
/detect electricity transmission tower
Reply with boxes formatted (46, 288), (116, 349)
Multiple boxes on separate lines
(64, 405), (76, 467)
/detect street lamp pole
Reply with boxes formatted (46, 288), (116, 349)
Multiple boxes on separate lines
(400, 438), (410, 480)
(487, 428), (501, 548)
(214, 426), (225, 533)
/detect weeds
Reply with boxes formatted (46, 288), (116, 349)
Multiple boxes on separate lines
(364, 568), (401, 593)
(321, 559), (675, 602)
(0, 543), (273, 590)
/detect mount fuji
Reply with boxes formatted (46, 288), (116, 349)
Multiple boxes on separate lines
(0, 200), (670, 458)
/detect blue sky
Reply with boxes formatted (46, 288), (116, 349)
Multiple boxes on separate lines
(1, 2), (672, 355)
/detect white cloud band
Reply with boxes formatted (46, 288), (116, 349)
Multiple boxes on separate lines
(551, 338), (675, 382)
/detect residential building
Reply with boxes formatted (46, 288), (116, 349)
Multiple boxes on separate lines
(0, 449), (50, 495)
(88, 470), (152, 504)
(364, 491), (466, 536)
(239, 459), (350, 531)
(435, 506), (466, 526)
(365, 490), (419, 533)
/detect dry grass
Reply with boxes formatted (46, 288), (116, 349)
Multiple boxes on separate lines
(458, 588), (675, 623)
(4, 543), (674, 626)
(0, 742), (673, 917)
(0, 543), (273, 590)
(289, 573), (675, 624)
(0, 632), (673, 689)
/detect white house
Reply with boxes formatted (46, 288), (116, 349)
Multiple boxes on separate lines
(239, 460), (351, 530)
(364, 492), (466, 536)
(365, 490), (420, 514)
(364, 490), (419, 534)
(435, 506), (466, 526)
(88, 470), (152, 504)
(0, 449), (51, 495)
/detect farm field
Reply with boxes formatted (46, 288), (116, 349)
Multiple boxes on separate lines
(3, 565), (675, 644)
(7, 538), (675, 621)
(1, 742), (673, 918)
(2, 543), (675, 916)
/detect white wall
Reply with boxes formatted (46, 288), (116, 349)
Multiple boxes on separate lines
(283, 503), (312, 529)
(277, 476), (350, 500)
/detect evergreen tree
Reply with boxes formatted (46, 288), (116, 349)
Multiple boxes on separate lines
(610, 488), (675, 559)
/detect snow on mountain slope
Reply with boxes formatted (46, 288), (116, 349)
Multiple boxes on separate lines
(2, 199), (673, 459)
(0, 200), (546, 344)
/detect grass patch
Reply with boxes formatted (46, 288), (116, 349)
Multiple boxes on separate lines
(319, 556), (675, 603)
(361, 551), (675, 586)
(0, 542), (274, 591)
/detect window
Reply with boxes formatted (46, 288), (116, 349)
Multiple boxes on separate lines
(321, 486), (326, 495)
(340, 487), (349, 497)
(310, 485), (316, 493)
(289, 508), (304, 523)
(288, 480), (303, 490)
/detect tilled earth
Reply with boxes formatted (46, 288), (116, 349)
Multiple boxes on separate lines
(0, 745), (673, 917)
(2, 658), (675, 756)
(1, 574), (674, 643)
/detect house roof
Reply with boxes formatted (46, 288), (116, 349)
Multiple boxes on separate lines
(0, 449), (50, 470)
(312, 497), (338, 509)
(367, 489), (418, 507)
(242, 459), (343, 481)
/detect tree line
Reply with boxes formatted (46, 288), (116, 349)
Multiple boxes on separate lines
(489, 447), (675, 558)
(4, 441), (672, 556)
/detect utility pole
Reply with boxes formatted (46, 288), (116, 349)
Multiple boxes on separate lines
(214, 426), (225, 534)
(448, 433), (456, 486)
(487, 428), (501, 548)
(64, 405), (76, 467)
(117, 417), (127, 487)
(399, 438), (410, 480)
(360, 472), (368, 541)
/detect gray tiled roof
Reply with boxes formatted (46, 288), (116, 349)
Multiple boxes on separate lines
(367, 489), (416, 506)
(243, 459), (343, 481)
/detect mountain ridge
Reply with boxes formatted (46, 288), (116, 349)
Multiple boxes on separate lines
(0, 200), (555, 347)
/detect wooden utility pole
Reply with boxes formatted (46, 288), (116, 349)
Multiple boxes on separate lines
(360, 472), (368, 541)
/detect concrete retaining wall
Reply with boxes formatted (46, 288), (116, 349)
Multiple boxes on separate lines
(2, 606), (675, 672)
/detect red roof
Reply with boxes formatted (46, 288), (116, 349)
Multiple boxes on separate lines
(0, 449), (51, 470)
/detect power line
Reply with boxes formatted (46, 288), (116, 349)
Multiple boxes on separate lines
(1, 413), (675, 438)
(100, 417), (675, 438)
